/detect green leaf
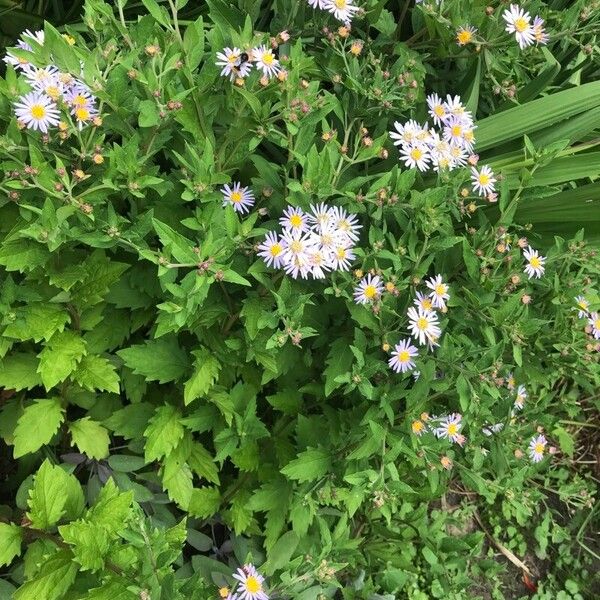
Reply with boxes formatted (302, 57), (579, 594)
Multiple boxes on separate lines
(188, 487), (221, 518)
(14, 550), (77, 599)
(152, 218), (199, 263)
(0, 353), (42, 391)
(184, 348), (221, 405)
(13, 398), (65, 458)
(281, 448), (331, 483)
(264, 531), (299, 575)
(38, 331), (87, 390)
(183, 16), (205, 70)
(138, 99), (161, 128)
(3, 304), (70, 343)
(323, 338), (354, 396)
(144, 405), (184, 463)
(72, 355), (120, 393)
(69, 418), (110, 460)
(0, 238), (49, 272)
(58, 521), (110, 572)
(27, 461), (69, 529)
(0, 523), (22, 567)
(104, 403), (155, 440)
(88, 479), (134, 535)
(141, 0), (170, 26)
(188, 443), (220, 485)
(118, 337), (190, 384)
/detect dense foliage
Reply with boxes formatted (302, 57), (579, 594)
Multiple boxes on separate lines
(0, 1), (599, 598)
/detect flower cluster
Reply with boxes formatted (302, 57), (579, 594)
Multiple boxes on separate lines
(503, 4), (548, 49)
(5, 29), (99, 133)
(216, 45), (282, 82)
(306, 0), (360, 25)
(411, 413), (466, 447)
(219, 564), (268, 600)
(258, 203), (360, 279)
(574, 296), (600, 341)
(390, 94), (475, 173)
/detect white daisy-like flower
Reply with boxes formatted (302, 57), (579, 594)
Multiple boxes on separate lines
(588, 312), (600, 340)
(308, 227), (344, 258)
(430, 149), (454, 172)
(407, 306), (442, 346)
(388, 339), (419, 373)
(425, 274), (450, 309)
(435, 413), (463, 443)
(257, 231), (285, 268)
(281, 229), (317, 279)
(443, 95), (472, 123)
(523, 245), (546, 279)
(503, 4), (535, 49)
(506, 372), (516, 391)
(532, 16), (549, 45)
(307, 0), (328, 7)
(414, 291), (434, 313)
(232, 564), (268, 600)
(448, 143), (468, 167)
(482, 422), (504, 436)
(330, 245), (355, 271)
(215, 47), (248, 80)
(456, 25), (477, 46)
(412, 419), (426, 436)
(63, 84), (95, 110)
(354, 274), (383, 305)
(443, 116), (468, 147)
(307, 202), (334, 231)
(514, 384), (527, 410)
(22, 65), (60, 90)
(389, 119), (421, 147)
(528, 434), (547, 463)
(252, 45), (280, 78)
(330, 206), (362, 243)
(323, 0), (360, 24)
(279, 206), (308, 233)
(72, 102), (99, 130)
(3, 29), (45, 69)
(426, 93), (447, 126)
(13, 91), (60, 133)
(470, 165), (496, 197)
(574, 295), (589, 318)
(221, 182), (255, 214)
(307, 248), (333, 279)
(399, 144), (430, 171)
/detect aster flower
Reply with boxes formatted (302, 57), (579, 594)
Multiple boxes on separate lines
(3, 29), (45, 69)
(329, 206), (362, 242)
(482, 423), (504, 436)
(506, 372), (516, 391)
(399, 144), (430, 171)
(532, 16), (549, 45)
(354, 274), (383, 305)
(443, 95), (472, 122)
(426, 93), (447, 126)
(388, 339), (419, 373)
(425, 274), (450, 309)
(456, 25), (477, 46)
(221, 182), (255, 214)
(307, 202), (334, 231)
(528, 434), (547, 463)
(330, 245), (355, 271)
(407, 306), (442, 346)
(389, 119), (421, 146)
(64, 85), (95, 110)
(414, 291), (434, 312)
(588, 312), (600, 340)
(279, 206), (308, 233)
(257, 231), (285, 268)
(323, 0), (360, 24)
(514, 385), (527, 410)
(72, 102), (99, 130)
(13, 91), (60, 133)
(412, 420), (426, 436)
(22, 65), (60, 90)
(523, 246), (546, 279)
(503, 4), (535, 49)
(280, 229), (317, 279)
(470, 165), (496, 197)
(232, 564), (268, 600)
(575, 296), (589, 318)
(434, 413), (463, 443)
(307, 247), (333, 279)
(252, 45), (280, 78)
(448, 143), (468, 167)
(216, 47), (251, 80)
(443, 116), (468, 147)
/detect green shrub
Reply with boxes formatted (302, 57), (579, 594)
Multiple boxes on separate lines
(0, 1), (599, 598)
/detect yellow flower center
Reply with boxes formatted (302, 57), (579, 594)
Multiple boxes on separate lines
(479, 173), (490, 185)
(230, 191), (243, 203)
(410, 148), (423, 160)
(289, 214), (303, 227)
(75, 107), (90, 121)
(228, 53), (239, 63)
(30, 104), (46, 120)
(421, 298), (432, 310)
(451, 124), (462, 137)
(530, 256), (541, 268)
(514, 17), (528, 33)
(336, 248), (346, 259)
(447, 423), (458, 436)
(398, 350), (410, 363)
(46, 85), (60, 99)
(435, 284), (446, 296)
(339, 219), (350, 231)
(434, 105), (445, 117)
(578, 300), (588, 309)
(364, 285), (377, 299)
(270, 244), (282, 256)
(595, 319), (600, 330)
(464, 130), (474, 142)
(417, 317), (428, 331)
(263, 53), (274, 65)
(412, 421), (423, 433)
(534, 443), (544, 454)
(457, 30), (473, 44)
(246, 576), (261, 593)
(335, 0), (347, 8)
(290, 240), (302, 253)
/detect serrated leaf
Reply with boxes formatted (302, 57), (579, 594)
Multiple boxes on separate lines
(69, 418), (110, 460)
(104, 403), (155, 440)
(88, 479), (134, 535)
(188, 442), (220, 484)
(152, 218), (198, 263)
(281, 448), (331, 483)
(184, 348), (221, 405)
(58, 521), (110, 572)
(27, 460), (68, 529)
(188, 487), (221, 518)
(14, 550), (77, 600)
(0, 353), (42, 391)
(144, 405), (184, 463)
(264, 531), (299, 575)
(38, 330), (87, 390)
(0, 523), (22, 567)
(72, 355), (120, 393)
(3, 303), (70, 343)
(323, 338), (353, 396)
(118, 337), (190, 384)
(13, 398), (64, 458)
